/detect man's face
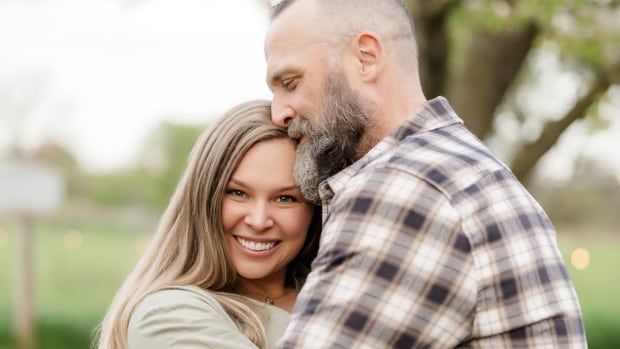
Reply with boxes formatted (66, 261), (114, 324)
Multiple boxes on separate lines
(265, 1), (371, 204)
(265, 1), (374, 204)
(288, 68), (372, 204)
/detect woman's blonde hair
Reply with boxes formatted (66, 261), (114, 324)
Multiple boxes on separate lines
(95, 100), (321, 349)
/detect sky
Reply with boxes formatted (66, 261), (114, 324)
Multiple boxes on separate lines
(0, 0), (619, 183)
(0, 0), (271, 172)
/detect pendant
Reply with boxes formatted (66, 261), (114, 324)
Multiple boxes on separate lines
(264, 296), (274, 305)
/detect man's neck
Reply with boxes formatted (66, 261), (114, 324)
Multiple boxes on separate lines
(355, 93), (427, 160)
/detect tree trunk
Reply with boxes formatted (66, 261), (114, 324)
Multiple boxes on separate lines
(405, 0), (459, 100)
(446, 22), (539, 139)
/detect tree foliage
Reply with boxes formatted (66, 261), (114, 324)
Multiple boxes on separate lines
(74, 122), (203, 208)
(138, 122), (204, 207)
(404, 0), (620, 182)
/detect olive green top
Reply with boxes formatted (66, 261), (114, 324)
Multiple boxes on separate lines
(127, 285), (290, 349)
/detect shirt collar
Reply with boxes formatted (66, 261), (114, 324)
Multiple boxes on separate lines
(320, 96), (463, 200)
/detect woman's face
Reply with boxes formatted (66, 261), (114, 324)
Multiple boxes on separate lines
(222, 138), (313, 284)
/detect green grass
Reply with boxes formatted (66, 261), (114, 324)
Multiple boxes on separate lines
(0, 217), (148, 349)
(0, 219), (618, 348)
(558, 232), (620, 348)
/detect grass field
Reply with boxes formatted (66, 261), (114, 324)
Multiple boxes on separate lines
(0, 217), (148, 349)
(556, 230), (620, 348)
(0, 218), (618, 348)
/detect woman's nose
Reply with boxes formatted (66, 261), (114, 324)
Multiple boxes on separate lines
(244, 201), (274, 231)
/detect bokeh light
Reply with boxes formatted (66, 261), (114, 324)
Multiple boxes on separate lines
(64, 229), (84, 250)
(571, 247), (591, 270)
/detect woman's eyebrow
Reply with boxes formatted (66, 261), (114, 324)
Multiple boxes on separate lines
(229, 179), (299, 192)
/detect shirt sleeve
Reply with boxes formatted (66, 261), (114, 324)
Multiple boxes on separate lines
(276, 165), (478, 348)
(128, 288), (259, 349)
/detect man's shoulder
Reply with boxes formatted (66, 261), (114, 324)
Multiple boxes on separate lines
(372, 123), (511, 196)
(387, 122), (493, 167)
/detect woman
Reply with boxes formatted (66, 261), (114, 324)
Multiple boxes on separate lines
(96, 100), (321, 349)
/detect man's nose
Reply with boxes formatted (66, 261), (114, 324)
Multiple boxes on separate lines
(244, 201), (274, 231)
(271, 103), (296, 128)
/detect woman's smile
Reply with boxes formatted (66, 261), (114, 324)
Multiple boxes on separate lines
(233, 235), (281, 255)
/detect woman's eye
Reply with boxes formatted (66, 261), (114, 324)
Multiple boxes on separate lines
(276, 195), (297, 203)
(226, 189), (246, 198)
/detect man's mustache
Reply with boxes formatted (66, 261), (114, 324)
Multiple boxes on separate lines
(287, 116), (315, 140)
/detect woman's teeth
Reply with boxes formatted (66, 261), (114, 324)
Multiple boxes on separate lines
(236, 237), (277, 251)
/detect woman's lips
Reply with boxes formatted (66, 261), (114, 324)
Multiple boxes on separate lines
(233, 236), (281, 256)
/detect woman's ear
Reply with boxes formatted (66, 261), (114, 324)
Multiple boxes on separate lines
(351, 31), (384, 83)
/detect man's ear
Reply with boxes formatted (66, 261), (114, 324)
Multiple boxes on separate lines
(351, 32), (384, 83)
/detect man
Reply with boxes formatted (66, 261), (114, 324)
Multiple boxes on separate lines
(265, 0), (586, 347)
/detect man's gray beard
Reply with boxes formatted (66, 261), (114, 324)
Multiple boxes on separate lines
(290, 71), (373, 205)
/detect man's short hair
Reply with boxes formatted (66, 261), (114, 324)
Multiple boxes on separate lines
(271, 0), (295, 19)
(271, 0), (418, 69)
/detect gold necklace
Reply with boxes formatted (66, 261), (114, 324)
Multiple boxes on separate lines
(264, 296), (276, 305)
(258, 288), (295, 305)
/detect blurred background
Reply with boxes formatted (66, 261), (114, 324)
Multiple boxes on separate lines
(0, 0), (618, 348)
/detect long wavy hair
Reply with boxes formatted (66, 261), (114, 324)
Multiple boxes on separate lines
(95, 100), (321, 349)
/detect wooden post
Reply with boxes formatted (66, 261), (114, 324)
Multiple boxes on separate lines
(0, 161), (64, 348)
(15, 214), (35, 349)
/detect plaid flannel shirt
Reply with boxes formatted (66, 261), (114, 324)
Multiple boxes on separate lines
(276, 97), (586, 348)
